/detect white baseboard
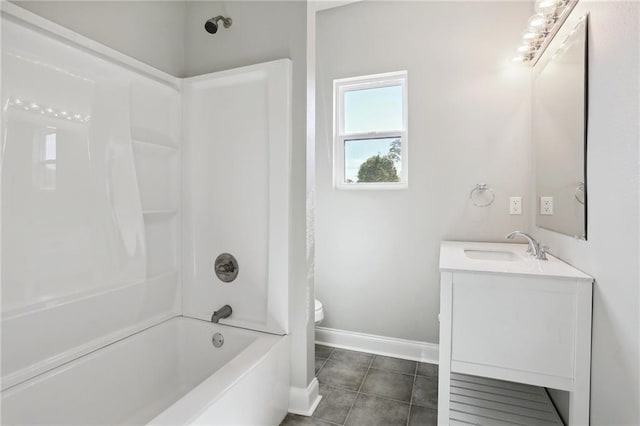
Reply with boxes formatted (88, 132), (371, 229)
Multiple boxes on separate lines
(288, 377), (322, 416)
(315, 326), (439, 364)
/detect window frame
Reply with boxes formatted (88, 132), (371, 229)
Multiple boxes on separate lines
(333, 70), (408, 190)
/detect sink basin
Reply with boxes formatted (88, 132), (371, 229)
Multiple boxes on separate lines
(440, 241), (594, 280)
(464, 249), (518, 261)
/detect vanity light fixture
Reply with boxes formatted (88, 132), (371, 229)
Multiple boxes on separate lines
(512, 0), (578, 65)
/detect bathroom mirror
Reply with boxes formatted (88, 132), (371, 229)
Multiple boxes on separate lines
(533, 15), (588, 239)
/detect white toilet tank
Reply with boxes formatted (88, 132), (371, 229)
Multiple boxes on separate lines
(314, 299), (324, 325)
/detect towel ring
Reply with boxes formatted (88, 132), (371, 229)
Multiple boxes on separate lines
(574, 182), (585, 205)
(470, 184), (495, 207)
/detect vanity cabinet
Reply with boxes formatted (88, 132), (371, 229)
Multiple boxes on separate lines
(438, 242), (593, 426)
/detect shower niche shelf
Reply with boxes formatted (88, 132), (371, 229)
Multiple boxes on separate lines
(131, 127), (179, 150)
(143, 209), (178, 217)
(132, 138), (179, 151)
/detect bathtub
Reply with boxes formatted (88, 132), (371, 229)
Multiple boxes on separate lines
(1, 317), (290, 425)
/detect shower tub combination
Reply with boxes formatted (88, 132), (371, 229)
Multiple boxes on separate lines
(1, 3), (292, 425)
(2, 318), (290, 425)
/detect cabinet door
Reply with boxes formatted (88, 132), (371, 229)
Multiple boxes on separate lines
(451, 273), (576, 380)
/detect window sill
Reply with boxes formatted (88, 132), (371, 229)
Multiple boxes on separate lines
(335, 182), (408, 190)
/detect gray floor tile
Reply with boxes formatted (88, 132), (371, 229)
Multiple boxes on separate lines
(329, 348), (374, 367)
(345, 394), (409, 426)
(314, 384), (357, 425)
(417, 362), (438, 377)
(412, 375), (438, 409)
(408, 405), (438, 426)
(315, 357), (328, 374)
(317, 359), (368, 391)
(316, 344), (334, 359)
(371, 355), (417, 375)
(280, 413), (335, 426)
(360, 368), (414, 402)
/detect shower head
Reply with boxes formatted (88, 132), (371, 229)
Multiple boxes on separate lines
(205, 16), (232, 34)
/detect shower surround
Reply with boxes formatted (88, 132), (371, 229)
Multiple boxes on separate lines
(1, 3), (292, 424)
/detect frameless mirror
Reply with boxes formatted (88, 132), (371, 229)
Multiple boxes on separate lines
(533, 15), (588, 239)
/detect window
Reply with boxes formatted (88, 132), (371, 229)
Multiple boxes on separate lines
(334, 71), (408, 189)
(34, 129), (57, 191)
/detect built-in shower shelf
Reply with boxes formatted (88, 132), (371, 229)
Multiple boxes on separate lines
(143, 209), (178, 217)
(132, 138), (179, 153)
(131, 127), (179, 151)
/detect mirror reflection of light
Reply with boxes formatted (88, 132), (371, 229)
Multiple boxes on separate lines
(7, 97), (90, 124)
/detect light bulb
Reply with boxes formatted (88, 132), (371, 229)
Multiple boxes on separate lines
(523, 30), (539, 41)
(536, 0), (559, 16)
(528, 13), (548, 29)
(517, 45), (531, 53)
(512, 55), (530, 63)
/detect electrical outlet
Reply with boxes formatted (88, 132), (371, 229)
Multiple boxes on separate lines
(540, 196), (554, 215)
(509, 196), (522, 215)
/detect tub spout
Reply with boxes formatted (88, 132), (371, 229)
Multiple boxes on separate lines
(211, 305), (232, 323)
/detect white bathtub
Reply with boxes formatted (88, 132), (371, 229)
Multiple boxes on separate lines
(1, 317), (290, 425)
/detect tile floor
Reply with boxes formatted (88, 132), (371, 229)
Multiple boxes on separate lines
(281, 345), (438, 426)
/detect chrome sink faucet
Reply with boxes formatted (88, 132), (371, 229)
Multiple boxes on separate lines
(505, 231), (547, 260)
(211, 305), (233, 323)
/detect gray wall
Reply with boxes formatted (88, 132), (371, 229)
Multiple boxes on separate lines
(11, 1), (187, 76)
(315, 1), (532, 343)
(533, 2), (640, 425)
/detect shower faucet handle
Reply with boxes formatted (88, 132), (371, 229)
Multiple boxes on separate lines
(214, 253), (239, 282)
(216, 262), (235, 273)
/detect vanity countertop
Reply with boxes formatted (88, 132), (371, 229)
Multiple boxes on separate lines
(439, 241), (592, 280)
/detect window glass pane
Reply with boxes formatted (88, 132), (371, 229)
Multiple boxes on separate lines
(344, 85), (403, 134)
(344, 137), (402, 183)
(44, 133), (57, 161)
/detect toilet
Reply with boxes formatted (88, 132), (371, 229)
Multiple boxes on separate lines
(314, 299), (324, 325)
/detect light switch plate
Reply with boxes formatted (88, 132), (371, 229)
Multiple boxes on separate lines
(540, 196), (553, 215)
(509, 197), (522, 215)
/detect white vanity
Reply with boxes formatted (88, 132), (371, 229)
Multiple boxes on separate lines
(438, 241), (593, 426)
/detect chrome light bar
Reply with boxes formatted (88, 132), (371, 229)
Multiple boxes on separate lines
(513, 0), (579, 66)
